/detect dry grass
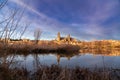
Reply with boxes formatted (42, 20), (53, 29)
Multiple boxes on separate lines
(0, 42), (80, 54)
(0, 64), (120, 80)
(0, 66), (30, 80)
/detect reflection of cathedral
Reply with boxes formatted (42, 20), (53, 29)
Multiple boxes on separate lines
(55, 53), (77, 64)
(57, 55), (60, 64)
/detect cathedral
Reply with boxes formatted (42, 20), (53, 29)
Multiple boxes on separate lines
(56, 32), (77, 42)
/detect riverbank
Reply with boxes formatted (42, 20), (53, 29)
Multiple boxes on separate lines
(1, 39), (120, 54)
(0, 42), (80, 54)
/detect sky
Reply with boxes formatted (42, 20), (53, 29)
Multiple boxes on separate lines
(1, 0), (120, 40)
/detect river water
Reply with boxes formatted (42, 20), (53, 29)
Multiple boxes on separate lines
(0, 50), (120, 70)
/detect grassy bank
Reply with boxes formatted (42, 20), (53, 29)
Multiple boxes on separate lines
(0, 42), (80, 54)
(0, 64), (120, 80)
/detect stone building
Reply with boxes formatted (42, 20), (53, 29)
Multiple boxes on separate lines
(56, 32), (77, 42)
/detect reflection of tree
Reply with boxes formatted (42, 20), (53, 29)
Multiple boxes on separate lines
(102, 56), (105, 71)
(1, 53), (7, 68)
(0, 53), (16, 68)
(33, 54), (41, 71)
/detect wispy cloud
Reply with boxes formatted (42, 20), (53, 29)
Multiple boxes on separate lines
(9, 0), (48, 19)
(84, 0), (119, 23)
(5, 0), (120, 40)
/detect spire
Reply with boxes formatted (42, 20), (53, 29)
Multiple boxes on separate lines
(67, 34), (70, 42)
(57, 32), (60, 41)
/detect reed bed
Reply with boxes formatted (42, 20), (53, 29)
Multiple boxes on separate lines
(0, 64), (120, 80)
(0, 42), (80, 54)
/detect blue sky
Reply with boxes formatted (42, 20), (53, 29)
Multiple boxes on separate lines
(1, 0), (120, 40)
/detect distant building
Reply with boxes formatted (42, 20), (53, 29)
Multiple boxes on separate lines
(56, 32), (77, 42)
(22, 39), (30, 42)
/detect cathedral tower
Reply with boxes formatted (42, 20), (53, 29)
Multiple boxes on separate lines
(57, 32), (60, 41)
(67, 34), (70, 42)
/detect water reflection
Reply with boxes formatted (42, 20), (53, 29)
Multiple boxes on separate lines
(80, 49), (120, 56)
(0, 49), (120, 70)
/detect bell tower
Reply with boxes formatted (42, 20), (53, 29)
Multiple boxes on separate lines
(67, 34), (70, 42)
(57, 32), (60, 41)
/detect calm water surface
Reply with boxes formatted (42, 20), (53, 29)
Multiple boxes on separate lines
(0, 52), (120, 70)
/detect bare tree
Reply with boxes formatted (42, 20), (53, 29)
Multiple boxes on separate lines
(19, 23), (30, 39)
(0, 0), (8, 9)
(34, 28), (42, 44)
(0, 8), (31, 49)
(0, 0), (30, 42)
